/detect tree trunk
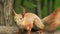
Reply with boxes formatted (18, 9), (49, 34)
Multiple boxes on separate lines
(13, 0), (16, 9)
(0, 0), (19, 34)
(47, 0), (51, 15)
(41, 0), (44, 9)
(21, 0), (24, 6)
(0, 0), (5, 25)
(4, 0), (14, 26)
(52, 0), (55, 11)
(36, 0), (42, 18)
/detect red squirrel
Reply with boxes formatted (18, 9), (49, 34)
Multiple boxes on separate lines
(13, 7), (44, 34)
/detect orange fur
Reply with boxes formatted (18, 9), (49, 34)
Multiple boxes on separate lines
(14, 13), (44, 34)
(13, 8), (44, 34)
(42, 8), (60, 32)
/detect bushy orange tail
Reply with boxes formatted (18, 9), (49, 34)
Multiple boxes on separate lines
(42, 8), (60, 32)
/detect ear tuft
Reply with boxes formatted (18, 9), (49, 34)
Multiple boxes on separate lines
(21, 6), (26, 17)
(12, 9), (17, 16)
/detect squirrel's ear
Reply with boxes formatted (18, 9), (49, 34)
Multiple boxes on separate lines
(12, 9), (17, 16)
(21, 6), (26, 17)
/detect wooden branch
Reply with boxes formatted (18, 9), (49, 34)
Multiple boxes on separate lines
(0, 26), (19, 33)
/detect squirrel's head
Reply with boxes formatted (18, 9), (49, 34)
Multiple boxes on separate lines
(12, 9), (24, 27)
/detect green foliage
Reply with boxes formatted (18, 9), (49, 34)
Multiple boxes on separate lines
(14, 0), (37, 14)
(24, 0), (36, 9)
(55, 0), (60, 8)
(14, 0), (22, 14)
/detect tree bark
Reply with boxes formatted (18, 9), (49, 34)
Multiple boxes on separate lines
(13, 0), (16, 9)
(41, 0), (44, 9)
(0, 0), (21, 34)
(36, 0), (42, 18)
(0, 0), (5, 25)
(47, 0), (51, 15)
(4, 0), (14, 26)
(21, 0), (24, 6)
(52, 0), (55, 11)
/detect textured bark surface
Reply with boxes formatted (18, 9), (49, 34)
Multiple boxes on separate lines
(0, 0), (19, 34)
(0, 0), (5, 25)
(36, 0), (42, 18)
(4, 0), (14, 26)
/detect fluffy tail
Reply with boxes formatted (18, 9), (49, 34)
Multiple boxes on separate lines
(42, 13), (54, 24)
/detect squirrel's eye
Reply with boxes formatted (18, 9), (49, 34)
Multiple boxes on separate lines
(20, 18), (22, 20)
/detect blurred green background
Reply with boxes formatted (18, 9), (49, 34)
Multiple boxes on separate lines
(14, 0), (60, 30)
